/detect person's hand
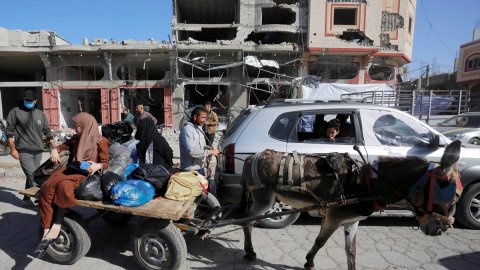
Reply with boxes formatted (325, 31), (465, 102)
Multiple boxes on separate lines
(206, 145), (213, 150)
(50, 149), (60, 164)
(10, 148), (19, 160)
(210, 149), (220, 156)
(87, 162), (102, 174)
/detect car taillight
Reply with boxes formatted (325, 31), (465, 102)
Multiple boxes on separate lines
(224, 143), (235, 174)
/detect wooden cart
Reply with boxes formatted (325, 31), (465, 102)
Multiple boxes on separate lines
(20, 187), (374, 270)
(20, 187), (198, 270)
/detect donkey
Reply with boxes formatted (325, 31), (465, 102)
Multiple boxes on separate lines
(241, 140), (462, 270)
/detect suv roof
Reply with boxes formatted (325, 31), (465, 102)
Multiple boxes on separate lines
(258, 99), (399, 112)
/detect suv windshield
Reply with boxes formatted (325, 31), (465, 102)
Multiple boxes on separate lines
(439, 115), (480, 128)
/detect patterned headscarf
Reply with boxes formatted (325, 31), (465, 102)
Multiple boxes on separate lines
(72, 112), (99, 162)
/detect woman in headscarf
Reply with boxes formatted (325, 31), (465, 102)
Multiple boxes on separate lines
(34, 112), (109, 257)
(135, 118), (173, 168)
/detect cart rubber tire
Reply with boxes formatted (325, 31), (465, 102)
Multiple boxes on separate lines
(102, 212), (133, 226)
(0, 143), (10, 156)
(256, 200), (301, 229)
(455, 183), (480, 229)
(45, 211), (91, 264)
(132, 220), (187, 270)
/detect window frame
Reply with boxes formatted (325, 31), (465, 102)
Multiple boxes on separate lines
(333, 8), (358, 26)
(287, 109), (362, 144)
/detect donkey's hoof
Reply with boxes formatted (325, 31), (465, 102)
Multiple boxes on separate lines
(244, 252), (257, 261)
(304, 262), (315, 270)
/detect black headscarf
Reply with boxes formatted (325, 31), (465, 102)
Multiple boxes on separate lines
(135, 118), (173, 167)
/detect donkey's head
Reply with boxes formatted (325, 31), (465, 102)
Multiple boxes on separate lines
(408, 140), (462, 236)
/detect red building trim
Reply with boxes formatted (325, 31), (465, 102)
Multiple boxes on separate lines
(42, 88), (60, 129)
(374, 52), (411, 63)
(308, 47), (379, 54)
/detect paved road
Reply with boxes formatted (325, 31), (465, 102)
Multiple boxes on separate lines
(0, 177), (479, 270)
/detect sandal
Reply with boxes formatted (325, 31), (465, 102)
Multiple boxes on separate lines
(33, 238), (56, 258)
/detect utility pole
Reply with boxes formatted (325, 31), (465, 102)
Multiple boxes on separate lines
(425, 64), (430, 89)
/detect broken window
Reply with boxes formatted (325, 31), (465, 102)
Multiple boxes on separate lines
(368, 64), (394, 81)
(178, 28), (237, 42)
(184, 84), (229, 116)
(338, 29), (373, 46)
(262, 6), (296, 25)
(244, 31), (300, 44)
(309, 61), (358, 81)
(59, 65), (104, 81)
(248, 84), (291, 105)
(176, 0), (239, 24)
(180, 62), (226, 78)
(465, 54), (480, 72)
(117, 62), (166, 80)
(333, 8), (357, 25)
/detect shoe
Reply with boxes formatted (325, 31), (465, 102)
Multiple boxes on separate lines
(33, 238), (56, 259)
(22, 199), (35, 208)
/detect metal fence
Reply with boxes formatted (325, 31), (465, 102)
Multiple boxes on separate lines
(341, 89), (470, 124)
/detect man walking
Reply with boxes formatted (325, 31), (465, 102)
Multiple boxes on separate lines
(6, 89), (56, 207)
(203, 101), (218, 147)
(179, 106), (219, 175)
(134, 103), (157, 127)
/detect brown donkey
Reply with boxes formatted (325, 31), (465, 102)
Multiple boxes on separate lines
(241, 140), (461, 270)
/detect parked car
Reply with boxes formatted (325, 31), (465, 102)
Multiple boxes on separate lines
(215, 99), (480, 229)
(434, 112), (480, 145)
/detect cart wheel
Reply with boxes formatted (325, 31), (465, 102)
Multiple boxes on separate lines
(102, 212), (133, 226)
(132, 220), (187, 270)
(45, 211), (91, 264)
(0, 143), (10, 156)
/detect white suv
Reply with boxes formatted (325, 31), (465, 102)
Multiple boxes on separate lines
(215, 100), (480, 229)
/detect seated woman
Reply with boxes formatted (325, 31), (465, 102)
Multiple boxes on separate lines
(35, 112), (109, 258)
(135, 118), (174, 168)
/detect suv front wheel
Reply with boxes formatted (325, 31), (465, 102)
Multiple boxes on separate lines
(456, 183), (480, 229)
(256, 200), (301, 229)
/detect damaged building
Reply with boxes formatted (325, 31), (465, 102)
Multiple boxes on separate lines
(171, 0), (308, 129)
(306, 0), (416, 84)
(0, 27), (172, 128)
(1, 0), (417, 130)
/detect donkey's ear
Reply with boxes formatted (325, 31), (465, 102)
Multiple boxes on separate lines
(440, 140), (461, 170)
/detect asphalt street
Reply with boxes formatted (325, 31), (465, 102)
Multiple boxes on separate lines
(0, 129), (479, 270)
(0, 175), (479, 270)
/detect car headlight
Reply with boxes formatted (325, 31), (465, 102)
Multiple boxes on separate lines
(447, 133), (465, 139)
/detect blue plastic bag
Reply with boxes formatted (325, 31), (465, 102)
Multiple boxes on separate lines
(122, 163), (139, 180)
(111, 180), (155, 207)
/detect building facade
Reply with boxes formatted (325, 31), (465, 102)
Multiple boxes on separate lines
(306, 0), (416, 85)
(0, 0), (418, 130)
(457, 39), (480, 110)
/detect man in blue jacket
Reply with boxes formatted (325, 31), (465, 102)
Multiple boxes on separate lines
(6, 89), (56, 207)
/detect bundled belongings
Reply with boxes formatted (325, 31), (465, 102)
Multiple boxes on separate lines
(101, 121), (133, 144)
(34, 151), (70, 187)
(101, 171), (122, 198)
(165, 171), (209, 201)
(75, 172), (103, 201)
(106, 143), (133, 175)
(111, 180), (155, 207)
(131, 164), (172, 195)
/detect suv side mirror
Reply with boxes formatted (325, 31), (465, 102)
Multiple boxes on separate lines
(430, 134), (440, 148)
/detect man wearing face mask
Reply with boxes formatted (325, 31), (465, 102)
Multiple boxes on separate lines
(6, 89), (56, 207)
